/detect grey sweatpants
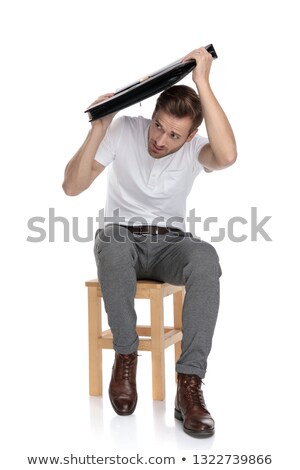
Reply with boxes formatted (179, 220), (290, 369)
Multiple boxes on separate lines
(94, 224), (222, 379)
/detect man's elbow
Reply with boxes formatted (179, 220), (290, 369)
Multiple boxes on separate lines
(222, 146), (238, 168)
(62, 181), (80, 197)
(227, 148), (238, 166)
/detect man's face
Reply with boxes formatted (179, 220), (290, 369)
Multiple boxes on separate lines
(148, 111), (197, 159)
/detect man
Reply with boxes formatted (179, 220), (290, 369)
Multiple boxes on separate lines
(63, 47), (237, 438)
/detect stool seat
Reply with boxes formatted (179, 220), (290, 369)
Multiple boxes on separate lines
(85, 279), (185, 400)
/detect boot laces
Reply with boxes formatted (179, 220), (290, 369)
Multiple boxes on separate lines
(116, 353), (136, 380)
(184, 375), (206, 407)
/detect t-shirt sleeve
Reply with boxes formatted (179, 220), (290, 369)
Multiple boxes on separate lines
(190, 134), (209, 176)
(94, 117), (124, 167)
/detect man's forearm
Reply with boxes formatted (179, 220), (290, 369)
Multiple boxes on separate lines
(62, 125), (106, 196)
(196, 81), (237, 166)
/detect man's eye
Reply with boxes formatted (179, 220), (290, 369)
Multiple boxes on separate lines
(171, 134), (179, 139)
(155, 123), (161, 128)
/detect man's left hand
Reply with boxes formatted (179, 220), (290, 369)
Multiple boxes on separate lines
(182, 47), (213, 85)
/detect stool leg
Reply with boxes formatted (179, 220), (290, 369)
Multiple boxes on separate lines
(87, 286), (102, 396)
(150, 289), (165, 400)
(173, 288), (184, 380)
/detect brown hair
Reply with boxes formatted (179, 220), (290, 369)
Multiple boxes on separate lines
(152, 85), (203, 133)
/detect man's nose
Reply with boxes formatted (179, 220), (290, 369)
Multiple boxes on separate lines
(156, 133), (167, 147)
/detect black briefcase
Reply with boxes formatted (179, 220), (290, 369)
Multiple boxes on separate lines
(85, 44), (217, 121)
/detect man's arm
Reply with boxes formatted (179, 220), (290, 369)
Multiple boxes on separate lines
(183, 48), (237, 171)
(62, 93), (115, 196)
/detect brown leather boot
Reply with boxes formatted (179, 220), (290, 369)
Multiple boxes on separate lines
(109, 352), (138, 416)
(175, 373), (215, 437)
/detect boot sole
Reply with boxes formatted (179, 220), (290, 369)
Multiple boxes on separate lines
(174, 408), (215, 438)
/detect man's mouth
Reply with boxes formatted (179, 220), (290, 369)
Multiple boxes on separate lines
(152, 142), (164, 153)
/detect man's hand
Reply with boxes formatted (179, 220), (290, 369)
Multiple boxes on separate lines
(87, 93), (118, 129)
(182, 47), (213, 86)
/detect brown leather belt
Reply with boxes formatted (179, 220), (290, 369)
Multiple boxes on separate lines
(123, 225), (183, 236)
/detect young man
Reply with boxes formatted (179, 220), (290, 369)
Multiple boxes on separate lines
(63, 47), (237, 438)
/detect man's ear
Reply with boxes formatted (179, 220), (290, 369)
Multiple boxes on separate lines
(186, 128), (198, 142)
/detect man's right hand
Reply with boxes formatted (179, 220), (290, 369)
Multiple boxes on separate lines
(87, 93), (118, 129)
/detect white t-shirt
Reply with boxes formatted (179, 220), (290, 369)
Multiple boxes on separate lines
(94, 116), (208, 231)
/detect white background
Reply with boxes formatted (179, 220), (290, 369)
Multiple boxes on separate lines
(0, 0), (299, 468)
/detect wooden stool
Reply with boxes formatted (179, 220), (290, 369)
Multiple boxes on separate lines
(85, 279), (185, 400)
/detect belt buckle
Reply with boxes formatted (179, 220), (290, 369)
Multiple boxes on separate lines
(136, 226), (145, 235)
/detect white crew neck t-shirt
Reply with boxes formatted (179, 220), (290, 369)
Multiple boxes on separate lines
(94, 116), (208, 231)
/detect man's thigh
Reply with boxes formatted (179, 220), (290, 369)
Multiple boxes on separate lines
(146, 232), (221, 285)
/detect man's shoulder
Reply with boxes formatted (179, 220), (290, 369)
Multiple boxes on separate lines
(108, 116), (150, 150)
(119, 115), (150, 129)
(109, 115), (146, 133)
(187, 133), (209, 153)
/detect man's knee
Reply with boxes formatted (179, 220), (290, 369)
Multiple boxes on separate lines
(187, 240), (221, 276)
